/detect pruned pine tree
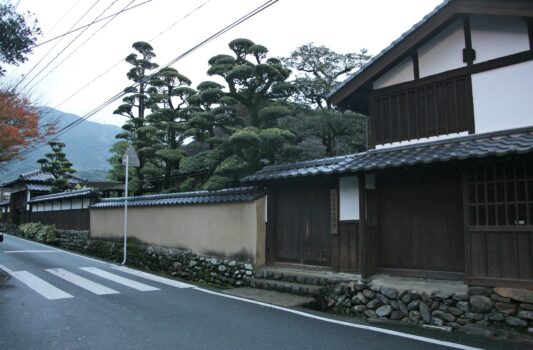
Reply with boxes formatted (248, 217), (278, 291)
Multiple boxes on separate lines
(112, 41), (159, 194)
(147, 67), (196, 191)
(37, 141), (76, 193)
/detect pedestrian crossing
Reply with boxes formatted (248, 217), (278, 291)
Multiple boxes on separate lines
(0, 264), (191, 300)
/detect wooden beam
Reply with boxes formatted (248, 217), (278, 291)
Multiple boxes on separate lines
(357, 174), (372, 278)
(527, 18), (533, 51)
(462, 15), (476, 65)
(412, 52), (420, 80)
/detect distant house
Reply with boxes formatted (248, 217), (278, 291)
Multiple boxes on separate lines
(243, 0), (533, 288)
(0, 169), (87, 225)
(0, 169), (123, 226)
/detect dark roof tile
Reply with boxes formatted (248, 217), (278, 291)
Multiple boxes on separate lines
(30, 188), (96, 203)
(243, 127), (533, 182)
(90, 187), (265, 209)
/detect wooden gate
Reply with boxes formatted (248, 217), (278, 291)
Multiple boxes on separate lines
(377, 167), (465, 278)
(272, 179), (331, 267)
(464, 158), (533, 287)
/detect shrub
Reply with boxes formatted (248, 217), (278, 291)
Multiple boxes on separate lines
(18, 222), (59, 245)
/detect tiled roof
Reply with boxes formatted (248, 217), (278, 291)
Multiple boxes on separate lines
(26, 184), (52, 192)
(91, 187), (265, 209)
(243, 127), (533, 182)
(0, 200), (9, 207)
(30, 188), (96, 203)
(85, 181), (124, 191)
(1, 169), (87, 187)
(328, 0), (450, 100)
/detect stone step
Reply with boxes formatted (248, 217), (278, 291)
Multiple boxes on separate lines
(250, 278), (325, 297)
(255, 267), (357, 286)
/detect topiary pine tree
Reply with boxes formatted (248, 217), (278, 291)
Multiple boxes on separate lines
(207, 38), (294, 128)
(112, 41), (159, 194)
(37, 140), (76, 193)
(147, 67), (196, 191)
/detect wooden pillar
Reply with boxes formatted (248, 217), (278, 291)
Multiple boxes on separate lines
(266, 188), (275, 265)
(358, 174), (371, 278)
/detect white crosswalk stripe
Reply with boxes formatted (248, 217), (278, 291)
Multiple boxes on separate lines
(80, 267), (160, 291)
(46, 268), (120, 295)
(112, 266), (191, 289)
(10, 270), (74, 300)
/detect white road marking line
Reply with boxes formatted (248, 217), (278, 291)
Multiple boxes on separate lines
(80, 267), (160, 292)
(4, 234), (109, 265)
(4, 250), (59, 254)
(46, 268), (120, 295)
(0, 264), (73, 300)
(195, 288), (482, 350)
(112, 266), (191, 289)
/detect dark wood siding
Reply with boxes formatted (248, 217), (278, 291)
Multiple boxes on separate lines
(333, 221), (359, 272)
(272, 179), (332, 267)
(31, 209), (90, 231)
(377, 166), (465, 275)
(464, 157), (533, 287)
(368, 75), (474, 147)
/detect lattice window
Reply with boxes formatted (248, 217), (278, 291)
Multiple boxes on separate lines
(468, 159), (533, 226)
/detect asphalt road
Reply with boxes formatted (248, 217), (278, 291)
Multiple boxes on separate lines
(0, 234), (527, 350)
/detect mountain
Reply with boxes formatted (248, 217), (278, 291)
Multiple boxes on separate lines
(0, 107), (122, 183)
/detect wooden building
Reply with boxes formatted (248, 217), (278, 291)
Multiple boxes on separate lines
(28, 188), (98, 231)
(0, 169), (87, 225)
(243, 0), (533, 288)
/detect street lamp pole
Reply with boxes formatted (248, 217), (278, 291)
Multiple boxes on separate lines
(122, 154), (129, 265)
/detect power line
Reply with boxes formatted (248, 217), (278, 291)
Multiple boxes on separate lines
(53, 0), (212, 111)
(43, 0), (83, 40)
(26, 0), (135, 93)
(15, 0), (102, 89)
(19, 0), (121, 92)
(33, 0), (153, 48)
(16, 0), (280, 159)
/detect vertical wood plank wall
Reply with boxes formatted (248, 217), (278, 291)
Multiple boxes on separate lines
(30, 209), (90, 231)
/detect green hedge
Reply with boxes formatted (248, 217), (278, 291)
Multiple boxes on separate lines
(18, 223), (60, 245)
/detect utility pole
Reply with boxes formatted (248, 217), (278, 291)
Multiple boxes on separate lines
(121, 145), (140, 265)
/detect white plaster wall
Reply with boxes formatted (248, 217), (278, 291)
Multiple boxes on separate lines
(339, 176), (359, 221)
(44, 202), (53, 211)
(418, 18), (466, 78)
(472, 60), (533, 133)
(62, 199), (71, 210)
(376, 131), (469, 149)
(471, 15), (529, 64)
(373, 57), (414, 89)
(72, 199), (82, 209)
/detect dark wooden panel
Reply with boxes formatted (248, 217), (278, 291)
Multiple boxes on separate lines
(368, 75), (474, 146)
(30, 209), (90, 231)
(273, 179), (332, 267)
(378, 166), (465, 274)
(338, 221), (358, 272)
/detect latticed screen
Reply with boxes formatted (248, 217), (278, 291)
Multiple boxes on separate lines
(468, 159), (533, 226)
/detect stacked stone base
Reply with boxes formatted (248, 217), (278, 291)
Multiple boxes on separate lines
(324, 281), (533, 336)
(48, 230), (254, 287)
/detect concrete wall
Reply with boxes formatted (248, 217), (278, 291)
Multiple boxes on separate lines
(90, 198), (266, 266)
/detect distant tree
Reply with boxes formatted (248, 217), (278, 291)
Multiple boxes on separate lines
(0, 2), (41, 76)
(37, 141), (76, 193)
(0, 89), (54, 163)
(283, 43), (370, 109)
(112, 41), (159, 194)
(282, 43), (371, 156)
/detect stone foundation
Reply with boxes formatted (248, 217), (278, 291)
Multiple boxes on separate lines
(323, 280), (533, 335)
(30, 229), (254, 287)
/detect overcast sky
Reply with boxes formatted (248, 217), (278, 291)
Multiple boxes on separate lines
(6, 0), (443, 127)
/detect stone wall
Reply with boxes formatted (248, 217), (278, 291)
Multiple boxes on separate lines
(324, 280), (533, 335)
(59, 230), (254, 287)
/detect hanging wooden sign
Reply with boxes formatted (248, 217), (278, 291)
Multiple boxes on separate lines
(330, 189), (338, 235)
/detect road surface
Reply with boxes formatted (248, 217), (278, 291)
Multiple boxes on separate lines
(0, 234), (526, 350)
